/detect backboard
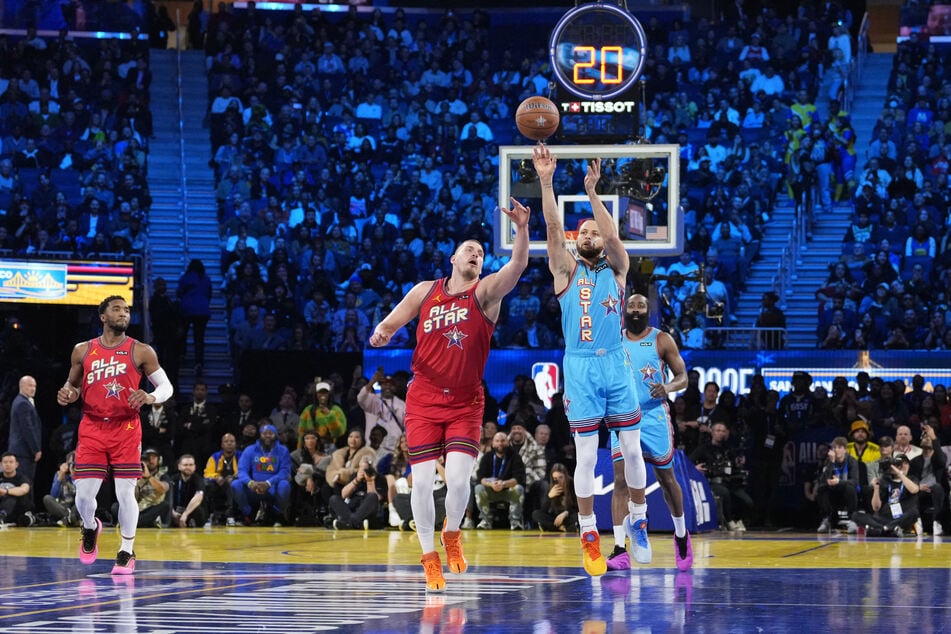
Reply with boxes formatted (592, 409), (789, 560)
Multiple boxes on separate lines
(495, 144), (682, 257)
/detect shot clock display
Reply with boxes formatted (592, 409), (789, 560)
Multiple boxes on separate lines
(549, 2), (648, 101)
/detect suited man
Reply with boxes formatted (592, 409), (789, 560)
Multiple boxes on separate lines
(77, 197), (113, 241)
(219, 393), (261, 441)
(177, 382), (218, 469)
(8, 376), (41, 482)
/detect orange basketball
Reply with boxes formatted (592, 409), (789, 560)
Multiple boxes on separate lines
(515, 96), (560, 141)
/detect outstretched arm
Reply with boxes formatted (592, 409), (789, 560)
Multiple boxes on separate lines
(584, 159), (629, 279)
(368, 281), (434, 347)
(477, 198), (530, 317)
(534, 144), (575, 289)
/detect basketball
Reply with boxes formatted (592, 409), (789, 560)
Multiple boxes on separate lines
(515, 96), (560, 141)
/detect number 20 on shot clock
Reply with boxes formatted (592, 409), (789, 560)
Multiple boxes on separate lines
(549, 2), (648, 101)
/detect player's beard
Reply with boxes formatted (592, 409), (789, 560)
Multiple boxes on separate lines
(576, 241), (601, 260)
(625, 312), (649, 334)
(106, 320), (128, 336)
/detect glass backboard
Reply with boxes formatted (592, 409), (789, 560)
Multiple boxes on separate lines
(495, 143), (682, 257)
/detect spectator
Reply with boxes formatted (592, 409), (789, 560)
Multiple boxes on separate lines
(269, 389), (299, 450)
(232, 424), (292, 526)
(177, 259), (213, 376)
(357, 369), (405, 454)
(328, 454), (387, 530)
(689, 422), (752, 531)
(851, 453), (919, 537)
(532, 463), (578, 532)
(474, 432), (526, 530)
(0, 453), (33, 526)
(167, 454), (207, 528)
(203, 433), (241, 525)
(298, 381), (347, 452)
(325, 429), (376, 500)
(815, 437), (860, 532)
(43, 452), (78, 527)
(290, 429), (329, 526)
(915, 422), (947, 535)
(177, 382), (217, 468)
(507, 422), (547, 525)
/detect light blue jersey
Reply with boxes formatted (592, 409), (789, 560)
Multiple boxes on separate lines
(613, 327), (675, 467)
(557, 257), (625, 353)
(557, 258), (640, 435)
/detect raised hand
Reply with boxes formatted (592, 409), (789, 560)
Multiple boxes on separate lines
(500, 197), (530, 229)
(584, 158), (602, 192)
(532, 143), (557, 182)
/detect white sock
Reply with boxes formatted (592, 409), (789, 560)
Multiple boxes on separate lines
(672, 515), (687, 538)
(628, 501), (648, 521)
(613, 525), (626, 548)
(579, 513), (596, 531)
(120, 537), (135, 553)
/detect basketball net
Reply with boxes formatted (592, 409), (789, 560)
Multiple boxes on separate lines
(564, 230), (578, 258)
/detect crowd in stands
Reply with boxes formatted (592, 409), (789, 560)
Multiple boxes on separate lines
(0, 28), (154, 260)
(192, 1), (866, 354)
(818, 38), (951, 349)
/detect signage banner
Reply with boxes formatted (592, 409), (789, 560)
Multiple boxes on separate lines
(0, 259), (135, 306)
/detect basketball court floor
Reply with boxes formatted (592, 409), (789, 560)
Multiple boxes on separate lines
(1, 526), (949, 632)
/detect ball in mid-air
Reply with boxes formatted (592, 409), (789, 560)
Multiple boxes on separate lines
(515, 96), (560, 141)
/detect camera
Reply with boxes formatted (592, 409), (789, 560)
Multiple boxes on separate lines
(364, 464), (376, 478)
(879, 457), (902, 480)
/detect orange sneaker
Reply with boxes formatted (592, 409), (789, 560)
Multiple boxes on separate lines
(441, 518), (467, 574)
(421, 551), (445, 592)
(581, 530), (607, 576)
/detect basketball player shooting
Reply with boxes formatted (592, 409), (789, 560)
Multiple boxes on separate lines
(533, 143), (648, 576)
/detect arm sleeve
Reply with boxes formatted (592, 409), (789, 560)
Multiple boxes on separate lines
(148, 368), (174, 404)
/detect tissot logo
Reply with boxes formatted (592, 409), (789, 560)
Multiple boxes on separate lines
(561, 101), (637, 114)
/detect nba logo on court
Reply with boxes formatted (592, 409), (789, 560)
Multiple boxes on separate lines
(532, 362), (560, 409)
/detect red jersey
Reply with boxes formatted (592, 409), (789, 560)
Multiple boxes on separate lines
(81, 336), (143, 421)
(412, 278), (493, 391)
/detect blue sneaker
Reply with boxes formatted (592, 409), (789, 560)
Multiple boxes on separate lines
(626, 517), (652, 564)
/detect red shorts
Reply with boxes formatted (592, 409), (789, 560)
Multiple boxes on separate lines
(74, 416), (143, 480)
(405, 381), (482, 465)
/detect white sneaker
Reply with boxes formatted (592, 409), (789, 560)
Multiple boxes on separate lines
(225, 516), (236, 527)
(933, 521), (944, 536)
(461, 517), (474, 530)
(476, 519), (492, 530)
(817, 518), (831, 532)
(727, 520), (739, 531)
(389, 506), (402, 528)
(914, 518), (924, 536)
(734, 520), (747, 532)
(846, 521), (859, 534)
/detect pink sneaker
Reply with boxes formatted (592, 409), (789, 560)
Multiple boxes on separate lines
(605, 545), (631, 571)
(111, 550), (136, 575)
(674, 532), (693, 571)
(78, 519), (102, 565)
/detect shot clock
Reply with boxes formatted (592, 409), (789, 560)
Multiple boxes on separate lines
(548, 2), (648, 101)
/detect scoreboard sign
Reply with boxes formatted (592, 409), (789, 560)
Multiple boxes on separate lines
(549, 2), (648, 101)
